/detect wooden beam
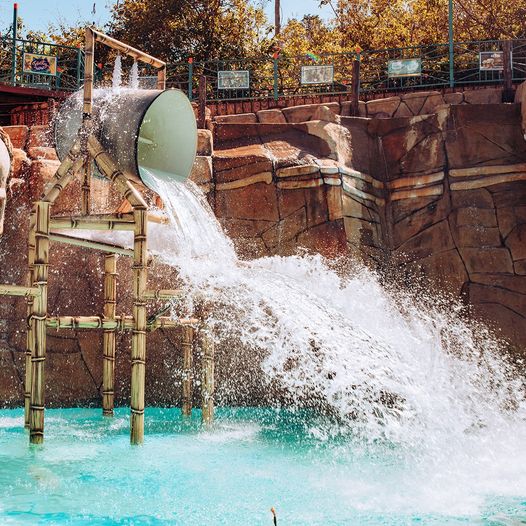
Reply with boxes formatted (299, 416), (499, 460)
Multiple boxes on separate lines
(200, 328), (215, 424)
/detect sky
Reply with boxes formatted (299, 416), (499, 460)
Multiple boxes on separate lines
(0, 0), (332, 34)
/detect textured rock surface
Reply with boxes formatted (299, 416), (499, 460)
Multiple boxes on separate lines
(341, 102), (526, 350)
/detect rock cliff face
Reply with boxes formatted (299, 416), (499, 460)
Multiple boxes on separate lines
(340, 104), (526, 350)
(0, 86), (524, 408)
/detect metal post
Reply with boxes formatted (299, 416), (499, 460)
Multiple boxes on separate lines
(11, 3), (18, 85)
(351, 52), (361, 116)
(76, 46), (83, 91)
(188, 58), (193, 101)
(448, 0), (454, 88)
(502, 40), (514, 102)
(273, 57), (279, 101)
(198, 75), (207, 129)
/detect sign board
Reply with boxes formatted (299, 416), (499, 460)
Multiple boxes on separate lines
(23, 53), (57, 76)
(479, 51), (504, 71)
(301, 65), (334, 85)
(388, 58), (422, 78)
(218, 70), (250, 89)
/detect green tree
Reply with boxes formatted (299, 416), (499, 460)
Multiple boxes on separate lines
(108, 0), (271, 62)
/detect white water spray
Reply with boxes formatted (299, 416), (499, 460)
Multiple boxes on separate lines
(142, 174), (526, 513)
(128, 61), (139, 89)
(112, 54), (122, 89)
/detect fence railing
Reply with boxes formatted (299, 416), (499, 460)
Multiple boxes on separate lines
(1, 37), (525, 101)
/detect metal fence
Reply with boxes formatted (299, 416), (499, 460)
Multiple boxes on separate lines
(1, 37), (525, 100)
(0, 37), (83, 92)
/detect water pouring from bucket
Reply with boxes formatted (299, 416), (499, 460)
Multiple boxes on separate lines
(55, 88), (197, 191)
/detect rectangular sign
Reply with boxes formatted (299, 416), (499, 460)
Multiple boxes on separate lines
(479, 51), (504, 71)
(301, 65), (334, 85)
(388, 58), (422, 78)
(218, 70), (250, 89)
(23, 53), (57, 76)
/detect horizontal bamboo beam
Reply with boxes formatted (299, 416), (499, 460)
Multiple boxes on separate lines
(90, 28), (166, 69)
(0, 284), (40, 297)
(143, 289), (184, 300)
(46, 316), (198, 331)
(50, 212), (168, 230)
(50, 217), (135, 231)
(49, 233), (134, 257)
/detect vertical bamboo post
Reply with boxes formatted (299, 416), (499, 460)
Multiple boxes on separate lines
(130, 209), (148, 444)
(29, 201), (50, 444)
(102, 254), (117, 416)
(24, 210), (36, 428)
(83, 27), (95, 116)
(182, 326), (193, 416)
(81, 157), (92, 216)
(201, 328), (214, 424)
(157, 65), (166, 90)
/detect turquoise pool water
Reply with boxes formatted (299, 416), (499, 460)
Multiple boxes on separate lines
(0, 407), (524, 525)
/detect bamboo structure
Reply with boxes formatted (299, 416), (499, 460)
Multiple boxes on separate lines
(201, 328), (215, 424)
(0, 27), (215, 445)
(102, 254), (117, 416)
(29, 201), (50, 444)
(182, 326), (193, 416)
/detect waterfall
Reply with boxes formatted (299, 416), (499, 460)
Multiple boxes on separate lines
(144, 175), (526, 453)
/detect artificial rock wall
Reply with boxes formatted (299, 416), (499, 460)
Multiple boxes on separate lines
(0, 85), (525, 408)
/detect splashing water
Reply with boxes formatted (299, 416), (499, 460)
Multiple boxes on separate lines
(112, 54), (122, 89)
(142, 174), (526, 517)
(128, 60), (139, 89)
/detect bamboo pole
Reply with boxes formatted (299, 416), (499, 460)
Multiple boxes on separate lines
(102, 254), (117, 416)
(50, 212), (168, 230)
(81, 157), (92, 216)
(200, 328), (215, 424)
(130, 209), (148, 444)
(29, 201), (50, 444)
(24, 210), (36, 428)
(83, 27), (95, 116)
(50, 217), (135, 231)
(42, 148), (85, 205)
(143, 289), (184, 300)
(49, 233), (134, 258)
(157, 65), (167, 90)
(0, 284), (40, 297)
(45, 316), (198, 330)
(182, 326), (193, 417)
(88, 136), (148, 210)
(90, 28), (166, 69)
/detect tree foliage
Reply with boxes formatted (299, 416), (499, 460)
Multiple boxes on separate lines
(108, 0), (271, 62)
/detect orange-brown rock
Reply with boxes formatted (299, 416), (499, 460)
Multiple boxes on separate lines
(27, 146), (58, 161)
(3, 125), (29, 149)
(214, 113), (257, 124)
(282, 102), (339, 123)
(197, 129), (213, 156)
(190, 156), (213, 185)
(27, 124), (52, 148)
(257, 109), (286, 124)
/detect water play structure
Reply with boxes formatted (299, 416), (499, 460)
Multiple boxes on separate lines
(0, 27), (212, 445)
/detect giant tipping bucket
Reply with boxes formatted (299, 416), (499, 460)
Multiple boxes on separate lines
(55, 89), (197, 190)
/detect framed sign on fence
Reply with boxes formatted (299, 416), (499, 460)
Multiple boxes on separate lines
(23, 53), (58, 76)
(301, 65), (334, 85)
(479, 51), (504, 71)
(388, 58), (422, 78)
(218, 70), (250, 89)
